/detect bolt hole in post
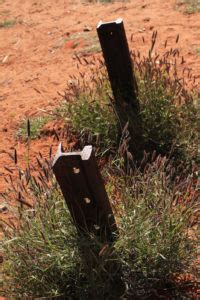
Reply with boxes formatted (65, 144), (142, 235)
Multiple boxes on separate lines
(73, 167), (80, 174)
(84, 197), (91, 204)
(94, 224), (100, 231)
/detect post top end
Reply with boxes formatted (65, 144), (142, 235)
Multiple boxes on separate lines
(81, 145), (93, 160)
(52, 144), (93, 167)
(97, 18), (123, 29)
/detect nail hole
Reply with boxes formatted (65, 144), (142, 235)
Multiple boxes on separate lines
(84, 197), (91, 204)
(94, 224), (100, 230)
(73, 167), (80, 174)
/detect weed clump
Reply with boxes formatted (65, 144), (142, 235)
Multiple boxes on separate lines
(0, 19), (16, 28)
(60, 36), (199, 165)
(1, 151), (198, 298)
(133, 48), (199, 162)
(1, 154), (80, 298)
(107, 155), (198, 298)
(176, 0), (200, 14)
(59, 68), (118, 155)
(17, 115), (53, 141)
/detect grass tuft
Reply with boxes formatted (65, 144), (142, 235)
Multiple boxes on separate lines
(59, 68), (118, 155)
(1, 152), (198, 298)
(59, 39), (199, 164)
(106, 157), (198, 298)
(17, 115), (53, 141)
(0, 19), (15, 28)
(176, 0), (200, 14)
(64, 32), (101, 56)
(132, 48), (199, 163)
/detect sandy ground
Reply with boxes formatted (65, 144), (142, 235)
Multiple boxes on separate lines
(0, 0), (200, 192)
(0, 0), (199, 297)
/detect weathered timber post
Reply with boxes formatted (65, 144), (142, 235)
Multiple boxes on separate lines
(97, 18), (143, 160)
(52, 144), (117, 242)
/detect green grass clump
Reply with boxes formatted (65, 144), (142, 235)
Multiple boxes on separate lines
(17, 115), (52, 141)
(0, 156), (77, 298)
(1, 152), (198, 298)
(1, 154), (122, 299)
(2, 195), (81, 298)
(176, 0), (200, 13)
(63, 32), (101, 56)
(0, 19), (15, 28)
(133, 50), (199, 162)
(60, 39), (199, 164)
(107, 157), (198, 297)
(60, 72), (118, 155)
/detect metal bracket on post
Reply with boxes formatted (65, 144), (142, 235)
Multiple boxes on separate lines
(52, 144), (117, 242)
(97, 19), (143, 160)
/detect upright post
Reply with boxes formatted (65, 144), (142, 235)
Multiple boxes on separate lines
(97, 18), (143, 160)
(52, 144), (117, 242)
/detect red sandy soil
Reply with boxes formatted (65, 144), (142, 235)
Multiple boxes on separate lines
(0, 0), (199, 298)
(0, 0), (199, 192)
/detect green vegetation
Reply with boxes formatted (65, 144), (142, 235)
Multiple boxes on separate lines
(76, 43), (101, 56)
(176, 0), (200, 14)
(2, 36), (199, 298)
(59, 71), (118, 155)
(1, 151), (198, 298)
(0, 19), (16, 28)
(19, 36), (199, 163)
(60, 41), (199, 164)
(107, 157), (198, 298)
(17, 115), (53, 141)
(133, 50), (199, 162)
(65, 31), (101, 56)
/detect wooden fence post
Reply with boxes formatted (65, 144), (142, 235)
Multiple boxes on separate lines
(52, 144), (117, 242)
(97, 18), (143, 160)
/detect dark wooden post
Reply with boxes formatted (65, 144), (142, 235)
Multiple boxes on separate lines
(52, 144), (117, 242)
(97, 18), (143, 160)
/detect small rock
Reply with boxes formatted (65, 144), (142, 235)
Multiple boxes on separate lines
(2, 55), (9, 64)
(68, 79), (78, 86)
(83, 26), (92, 32)
(63, 32), (70, 37)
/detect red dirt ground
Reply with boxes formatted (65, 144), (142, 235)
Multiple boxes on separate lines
(0, 0), (199, 298)
(0, 0), (199, 192)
